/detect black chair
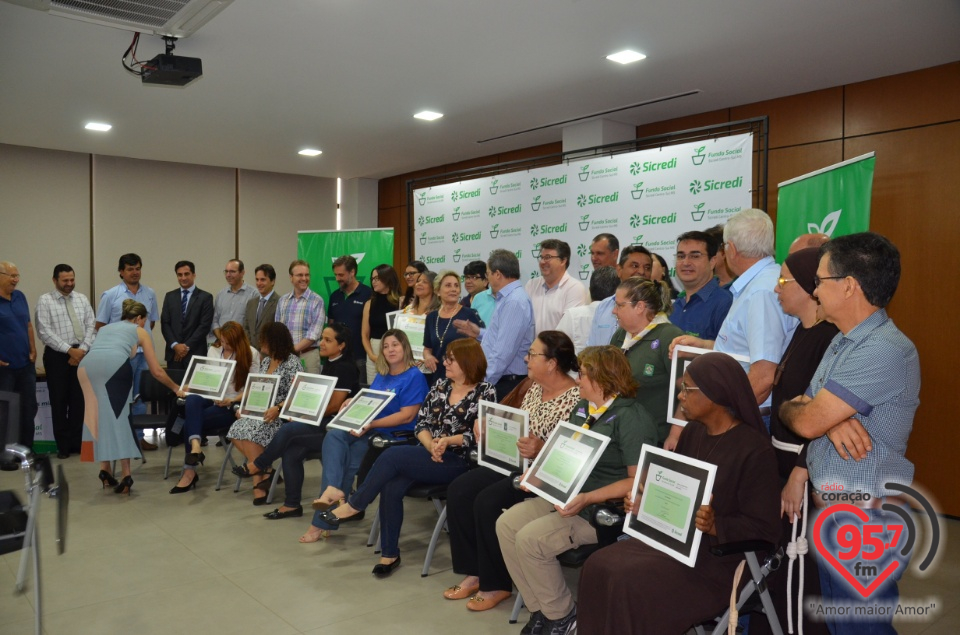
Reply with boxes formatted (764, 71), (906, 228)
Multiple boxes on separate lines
(129, 368), (185, 463)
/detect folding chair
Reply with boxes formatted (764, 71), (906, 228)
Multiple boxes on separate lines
(129, 368), (185, 463)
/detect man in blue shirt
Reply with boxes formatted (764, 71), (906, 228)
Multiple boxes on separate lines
(96, 253), (160, 449)
(670, 230), (732, 341)
(0, 261), (38, 458)
(781, 233), (919, 632)
(454, 249), (534, 400)
(327, 255), (372, 379)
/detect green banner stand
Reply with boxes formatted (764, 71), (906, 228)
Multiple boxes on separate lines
(297, 229), (395, 308)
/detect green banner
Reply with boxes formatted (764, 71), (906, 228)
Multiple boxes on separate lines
(775, 153), (875, 261)
(297, 229), (395, 308)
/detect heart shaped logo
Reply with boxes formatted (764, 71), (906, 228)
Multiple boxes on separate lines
(813, 503), (902, 598)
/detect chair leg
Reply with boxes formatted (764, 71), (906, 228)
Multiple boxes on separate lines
(266, 459), (282, 504)
(216, 436), (235, 491)
(367, 509), (381, 549)
(509, 594), (524, 624)
(163, 445), (173, 479)
(421, 504), (447, 577)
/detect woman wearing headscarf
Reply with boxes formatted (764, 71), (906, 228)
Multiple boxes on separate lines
(577, 352), (780, 634)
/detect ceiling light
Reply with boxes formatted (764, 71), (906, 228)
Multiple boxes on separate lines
(606, 50), (646, 65)
(85, 122), (112, 132)
(414, 111), (443, 121)
(298, 148), (322, 157)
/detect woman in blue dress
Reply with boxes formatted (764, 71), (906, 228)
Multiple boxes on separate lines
(78, 299), (183, 494)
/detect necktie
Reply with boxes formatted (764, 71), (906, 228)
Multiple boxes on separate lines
(256, 297), (266, 325)
(181, 289), (190, 320)
(64, 296), (83, 344)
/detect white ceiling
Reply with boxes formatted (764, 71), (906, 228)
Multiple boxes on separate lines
(1, 1), (958, 181)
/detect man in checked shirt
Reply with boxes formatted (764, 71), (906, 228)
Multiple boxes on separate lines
(275, 259), (325, 373)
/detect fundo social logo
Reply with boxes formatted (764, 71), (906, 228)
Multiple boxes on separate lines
(809, 210), (842, 236)
(812, 482), (940, 602)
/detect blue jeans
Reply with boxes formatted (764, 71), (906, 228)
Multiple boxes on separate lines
(814, 506), (911, 635)
(253, 421), (325, 508)
(130, 352), (147, 438)
(319, 428), (372, 495)
(321, 444), (469, 558)
(182, 395), (234, 466)
(0, 364), (38, 448)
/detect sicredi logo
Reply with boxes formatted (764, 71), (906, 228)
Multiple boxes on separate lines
(689, 176), (743, 194)
(451, 187), (481, 202)
(418, 213), (445, 226)
(489, 204), (522, 217)
(630, 212), (677, 227)
(423, 255), (446, 265)
(576, 191), (619, 207)
(451, 231), (482, 243)
(639, 157), (677, 172)
(531, 174), (567, 190)
(531, 222), (568, 236)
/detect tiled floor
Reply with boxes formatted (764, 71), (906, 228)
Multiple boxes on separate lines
(1, 439), (957, 634)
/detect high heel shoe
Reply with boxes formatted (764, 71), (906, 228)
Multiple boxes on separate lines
(113, 475), (134, 495)
(169, 474), (199, 494)
(185, 451), (206, 467)
(98, 470), (119, 489)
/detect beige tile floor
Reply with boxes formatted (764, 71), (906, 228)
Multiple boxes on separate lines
(1, 438), (957, 634)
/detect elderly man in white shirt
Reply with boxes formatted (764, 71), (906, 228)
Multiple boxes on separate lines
(524, 238), (589, 333)
(556, 265), (619, 355)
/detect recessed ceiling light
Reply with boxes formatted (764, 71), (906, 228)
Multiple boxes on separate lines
(606, 50), (646, 65)
(85, 122), (112, 131)
(414, 111), (443, 121)
(298, 148), (322, 157)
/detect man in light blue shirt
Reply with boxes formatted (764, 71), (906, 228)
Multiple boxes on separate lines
(586, 244), (652, 347)
(95, 253), (160, 448)
(454, 249), (534, 400)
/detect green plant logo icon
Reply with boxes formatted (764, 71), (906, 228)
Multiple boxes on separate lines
(634, 182), (644, 190)
(581, 264), (589, 271)
(629, 161), (642, 176)
(633, 234), (644, 243)
(692, 145), (707, 166)
(451, 233), (459, 244)
(492, 179), (499, 187)
(417, 193), (426, 205)
(629, 214), (642, 228)
(451, 190), (459, 202)
(533, 195), (542, 203)
(581, 165), (589, 173)
(454, 248), (462, 256)
(488, 206), (497, 218)
(530, 177), (539, 190)
(577, 243), (588, 257)
(581, 214), (589, 222)
(689, 180), (702, 194)
(530, 224), (541, 237)
(577, 194), (587, 208)
(420, 231), (427, 238)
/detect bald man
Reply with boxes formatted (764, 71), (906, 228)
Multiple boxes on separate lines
(789, 232), (830, 254)
(0, 261), (38, 460)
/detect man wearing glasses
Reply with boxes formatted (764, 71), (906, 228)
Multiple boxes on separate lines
(669, 230), (733, 341)
(524, 239), (589, 333)
(0, 261), (38, 461)
(210, 259), (257, 345)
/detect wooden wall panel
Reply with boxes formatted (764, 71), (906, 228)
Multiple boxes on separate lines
(731, 87), (843, 149)
(636, 109), (730, 139)
(765, 141), (844, 224)
(378, 176), (403, 210)
(845, 62), (960, 137)
(377, 206), (406, 275)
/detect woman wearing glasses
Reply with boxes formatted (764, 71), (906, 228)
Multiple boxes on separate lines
(460, 260), (495, 325)
(361, 264), (400, 385)
(399, 260), (427, 311)
(442, 331), (580, 613)
(422, 271), (483, 384)
(403, 270), (439, 316)
(609, 278), (684, 445)
(577, 353), (780, 634)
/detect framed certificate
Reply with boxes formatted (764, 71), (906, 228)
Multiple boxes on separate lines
(238, 373), (280, 420)
(385, 310), (402, 330)
(180, 355), (237, 401)
(477, 400), (529, 477)
(326, 388), (396, 434)
(392, 313), (427, 360)
(667, 346), (750, 426)
(623, 444), (717, 567)
(279, 373), (338, 425)
(521, 421), (610, 509)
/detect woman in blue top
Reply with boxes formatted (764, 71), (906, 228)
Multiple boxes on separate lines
(306, 329), (428, 523)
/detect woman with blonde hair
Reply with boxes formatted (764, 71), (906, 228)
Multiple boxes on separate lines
(422, 271), (483, 384)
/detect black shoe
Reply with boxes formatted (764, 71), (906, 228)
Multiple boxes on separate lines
(231, 463), (256, 478)
(263, 506), (304, 519)
(98, 469), (119, 489)
(253, 494), (269, 506)
(169, 474), (199, 494)
(57, 451), (70, 459)
(114, 476), (134, 495)
(1, 460), (20, 472)
(371, 556), (401, 578)
(541, 605), (576, 635)
(200, 436), (209, 447)
(216, 440), (224, 447)
(521, 611), (545, 635)
(185, 451), (205, 467)
(339, 509), (365, 523)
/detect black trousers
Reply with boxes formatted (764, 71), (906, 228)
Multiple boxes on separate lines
(446, 465), (533, 592)
(43, 348), (84, 453)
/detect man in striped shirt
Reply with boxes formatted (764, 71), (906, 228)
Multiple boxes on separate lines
(275, 259), (325, 373)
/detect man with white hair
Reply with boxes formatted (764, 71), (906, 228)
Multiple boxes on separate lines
(670, 209), (797, 444)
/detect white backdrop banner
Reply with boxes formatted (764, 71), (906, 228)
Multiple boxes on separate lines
(413, 134), (753, 285)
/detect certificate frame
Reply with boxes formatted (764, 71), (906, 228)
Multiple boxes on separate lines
(280, 373), (338, 426)
(326, 388), (396, 434)
(667, 346), (750, 426)
(623, 444), (717, 567)
(521, 421), (610, 509)
(392, 312), (427, 360)
(385, 310), (403, 330)
(477, 400), (529, 477)
(180, 355), (237, 401)
(238, 373), (280, 421)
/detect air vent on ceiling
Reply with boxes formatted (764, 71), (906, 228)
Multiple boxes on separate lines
(3, 0), (233, 37)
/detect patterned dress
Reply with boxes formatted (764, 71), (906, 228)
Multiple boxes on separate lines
(227, 353), (300, 446)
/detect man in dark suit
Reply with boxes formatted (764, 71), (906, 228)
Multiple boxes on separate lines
(161, 260), (214, 370)
(243, 263), (278, 350)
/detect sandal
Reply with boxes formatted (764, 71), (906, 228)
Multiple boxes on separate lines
(231, 463), (259, 478)
(253, 472), (280, 491)
(298, 528), (328, 543)
(311, 497), (345, 511)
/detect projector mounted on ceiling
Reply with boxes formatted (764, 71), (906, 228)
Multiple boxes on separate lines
(2, 0), (233, 37)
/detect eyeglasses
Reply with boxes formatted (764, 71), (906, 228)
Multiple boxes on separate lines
(370, 275), (380, 281)
(814, 275), (845, 287)
(675, 252), (705, 261)
(777, 277), (796, 288)
(403, 271), (418, 277)
(538, 255), (561, 262)
(613, 300), (638, 309)
(443, 355), (456, 363)
(0, 272), (20, 279)
(464, 274), (485, 281)
(679, 381), (701, 396)
(525, 351), (547, 358)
